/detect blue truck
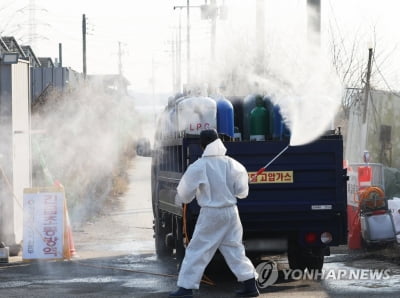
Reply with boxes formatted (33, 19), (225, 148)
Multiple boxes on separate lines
(139, 103), (348, 271)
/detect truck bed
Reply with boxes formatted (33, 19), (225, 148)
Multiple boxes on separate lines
(149, 130), (348, 270)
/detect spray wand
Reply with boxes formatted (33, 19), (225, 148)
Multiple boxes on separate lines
(250, 145), (290, 182)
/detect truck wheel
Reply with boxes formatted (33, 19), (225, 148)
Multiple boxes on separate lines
(151, 177), (158, 217)
(288, 246), (324, 271)
(305, 254), (324, 271)
(287, 248), (306, 271)
(287, 237), (306, 271)
(9, 243), (22, 257)
(154, 209), (172, 258)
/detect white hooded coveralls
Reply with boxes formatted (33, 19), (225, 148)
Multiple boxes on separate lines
(175, 138), (256, 290)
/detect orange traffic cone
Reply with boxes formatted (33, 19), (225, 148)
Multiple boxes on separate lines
(64, 201), (77, 259)
(55, 181), (77, 260)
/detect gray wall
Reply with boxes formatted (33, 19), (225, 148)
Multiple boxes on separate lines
(345, 90), (400, 168)
(31, 67), (70, 103)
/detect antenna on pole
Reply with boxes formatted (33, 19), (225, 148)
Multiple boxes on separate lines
(28, 0), (37, 47)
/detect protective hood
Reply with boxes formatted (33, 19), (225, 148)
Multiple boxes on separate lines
(176, 136), (249, 208)
(202, 139), (227, 157)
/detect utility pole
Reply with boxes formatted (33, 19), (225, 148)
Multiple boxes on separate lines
(118, 41), (123, 95)
(177, 10), (182, 92)
(307, 0), (321, 46)
(82, 14), (87, 80)
(118, 41), (123, 77)
(58, 43), (62, 67)
(152, 55), (156, 123)
(171, 34), (176, 93)
(256, 0), (265, 75)
(363, 48), (373, 123)
(210, 0), (217, 63)
(59, 42), (64, 90)
(186, 0), (191, 86)
(176, 19), (182, 93)
(173, 3), (191, 90)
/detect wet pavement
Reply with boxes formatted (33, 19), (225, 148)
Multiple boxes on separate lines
(1, 156), (400, 297)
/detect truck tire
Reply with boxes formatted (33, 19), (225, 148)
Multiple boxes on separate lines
(287, 237), (306, 271)
(9, 244), (22, 257)
(154, 208), (173, 258)
(288, 245), (324, 271)
(151, 176), (158, 217)
(305, 254), (324, 271)
(287, 247), (306, 271)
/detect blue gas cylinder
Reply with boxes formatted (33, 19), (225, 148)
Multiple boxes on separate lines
(272, 105), (291, 140)
(216, 96), (234, 137)
(228, 96), (244, 139)
(263, 96), (274, 140)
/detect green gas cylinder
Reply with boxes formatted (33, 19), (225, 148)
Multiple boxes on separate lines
(250, 95), (269, 141)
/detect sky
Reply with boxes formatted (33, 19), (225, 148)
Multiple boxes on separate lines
(1, 0), (400, 95)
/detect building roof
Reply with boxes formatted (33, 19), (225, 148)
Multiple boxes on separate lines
(38, 57), (54, 68)
(1, 36), (27, 58)
(0, 37), (9, 53)
(21, 45), (41, 67)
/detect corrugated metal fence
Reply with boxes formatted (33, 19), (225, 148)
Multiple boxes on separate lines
(31, 67), (70, 103)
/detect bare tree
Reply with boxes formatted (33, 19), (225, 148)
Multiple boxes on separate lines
(328, 19), (399, 119)
(327, 20), (367, 118)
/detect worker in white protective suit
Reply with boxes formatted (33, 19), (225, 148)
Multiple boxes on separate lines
(169, 129), (259, 298)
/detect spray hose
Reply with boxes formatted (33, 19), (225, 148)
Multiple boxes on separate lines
(250, 145), (290, 182)
(77, 260), (214, 286)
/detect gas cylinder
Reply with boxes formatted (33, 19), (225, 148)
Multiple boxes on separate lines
(228, 96), (244, 140)
(250, 95), (269, 141)
(263, 95), (274, 140)
(177, 96), (217, 135)
(272, 104), (290, 140)
(242, 94), (258, 140)
(216, 96), (234, 137)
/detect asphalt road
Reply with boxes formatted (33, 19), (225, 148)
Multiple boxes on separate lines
(1, 156), (400, 297)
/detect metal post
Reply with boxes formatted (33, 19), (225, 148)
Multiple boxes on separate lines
(82, 14), (87, 80)
(307, 0), (321, 46)
(256, 0), (265, 75)
(171, 33), (176, 93)
(118, 41), (122, 77)
(363, 48), (373, 123)
(118, 41), (123, 95)
(186, 0), (190, 86)
(152, 55), (156, 123)
(58, 43), (62, 67)
(177, 10), (182, 92)
(210, 0), (217, 63)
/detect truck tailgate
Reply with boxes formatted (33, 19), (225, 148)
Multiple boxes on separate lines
(225, 138), (346, 214)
